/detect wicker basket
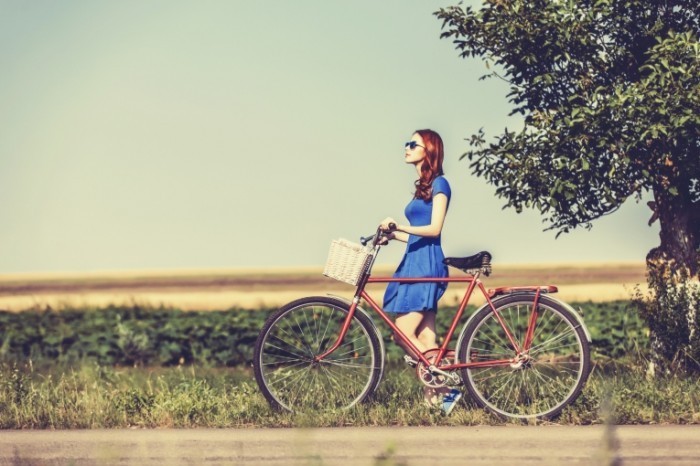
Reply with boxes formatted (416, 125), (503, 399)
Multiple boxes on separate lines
(323, 238), (372, 285)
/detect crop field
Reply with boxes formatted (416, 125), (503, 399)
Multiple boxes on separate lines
(0, 301), (643, 367)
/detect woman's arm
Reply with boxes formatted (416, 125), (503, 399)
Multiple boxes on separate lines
(396, 193), (448, 238)
(378, 217), (410, 243)
(386, 230), (410, 243)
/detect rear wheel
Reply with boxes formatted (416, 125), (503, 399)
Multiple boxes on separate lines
(253, 296), (383, 412)
(457, 295), (590, 419)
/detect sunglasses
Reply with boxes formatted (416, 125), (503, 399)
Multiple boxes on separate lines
(405, 141), (425, 150)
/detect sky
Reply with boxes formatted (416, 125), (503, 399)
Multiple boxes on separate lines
(1, 0), (659, 274)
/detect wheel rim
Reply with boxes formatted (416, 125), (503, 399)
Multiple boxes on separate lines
(258, 302), (377, 411)
(465, 302), (586, 419)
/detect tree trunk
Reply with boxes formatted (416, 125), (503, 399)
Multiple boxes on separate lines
(647, 184), (699, 278)
(643, 184), (700, 375)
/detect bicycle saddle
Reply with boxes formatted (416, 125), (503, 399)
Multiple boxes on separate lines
(443, 251), (493, 276)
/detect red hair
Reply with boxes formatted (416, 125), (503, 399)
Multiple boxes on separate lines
(413, 129), (445, 201)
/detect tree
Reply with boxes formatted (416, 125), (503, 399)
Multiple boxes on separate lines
(436, 0), (700, 371)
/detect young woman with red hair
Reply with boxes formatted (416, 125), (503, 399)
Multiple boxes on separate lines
(380, 129), (461, 413)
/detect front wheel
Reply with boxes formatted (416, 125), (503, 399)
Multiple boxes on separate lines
(457, 295), (591, 420)
(253, 296), (384, 412)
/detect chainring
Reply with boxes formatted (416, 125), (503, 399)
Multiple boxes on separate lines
(415, 348), (457, 388)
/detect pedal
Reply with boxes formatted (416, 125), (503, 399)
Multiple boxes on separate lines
(449, 376), (465, 387)
(403, 355), (418, 367)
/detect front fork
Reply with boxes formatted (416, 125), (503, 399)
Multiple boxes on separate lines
(314, 296), (361, 362)
(314, 243), (381, 362)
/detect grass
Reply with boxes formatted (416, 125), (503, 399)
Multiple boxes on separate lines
(2, 360), (699, 429)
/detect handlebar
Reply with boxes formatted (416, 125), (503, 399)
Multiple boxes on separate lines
(360, 223), (396, 247)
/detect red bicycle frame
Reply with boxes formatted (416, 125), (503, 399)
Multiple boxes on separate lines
(316, 272), (556, 371)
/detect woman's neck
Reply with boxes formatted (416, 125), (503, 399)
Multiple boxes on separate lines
(414, 159), (424, 177)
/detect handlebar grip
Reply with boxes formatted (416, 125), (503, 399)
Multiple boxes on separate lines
(387, 222), (397, 231)
(360, 234), (375, 246)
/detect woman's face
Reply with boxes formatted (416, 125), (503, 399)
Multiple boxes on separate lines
(404, 133), (426, 165)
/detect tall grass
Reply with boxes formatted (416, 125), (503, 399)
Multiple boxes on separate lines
(2, 361), (699, 429)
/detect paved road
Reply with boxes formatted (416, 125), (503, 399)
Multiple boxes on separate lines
(2, 425), (699, 465)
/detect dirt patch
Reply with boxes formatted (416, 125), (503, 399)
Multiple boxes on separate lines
(0, 263), (646, 311)
(2, 426), (700, 465)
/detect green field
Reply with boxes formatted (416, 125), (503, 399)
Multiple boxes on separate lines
(0, 301), (644, 367)
(2, 301), (699, 428)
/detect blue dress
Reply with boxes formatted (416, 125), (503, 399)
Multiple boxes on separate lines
(383, 176), (451, 313)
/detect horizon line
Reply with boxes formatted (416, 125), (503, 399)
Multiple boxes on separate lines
(0, 260), (648, 281)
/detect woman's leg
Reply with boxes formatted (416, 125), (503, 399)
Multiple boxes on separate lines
(395, 311), (446, 405)
(414, 311), (451, 403)
(394, 312), (429, 358)
(415, 311), (438, 350)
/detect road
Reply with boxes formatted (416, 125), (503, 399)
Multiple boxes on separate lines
(2, 425), (699, 465)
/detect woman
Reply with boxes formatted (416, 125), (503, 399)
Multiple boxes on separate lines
(380, 129), (461, 412)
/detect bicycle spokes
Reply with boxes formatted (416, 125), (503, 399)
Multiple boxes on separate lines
(254, 298), (383, 412)
(461, 298), (589, 419)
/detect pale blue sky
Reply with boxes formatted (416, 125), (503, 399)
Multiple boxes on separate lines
(1, 0), (658, 273)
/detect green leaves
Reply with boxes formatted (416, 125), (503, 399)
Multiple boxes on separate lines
(436, 0), (700, 237)
(0, 306), (274, 367)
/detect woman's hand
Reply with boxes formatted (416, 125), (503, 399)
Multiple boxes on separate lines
(377, 234), (392, 245)
(377, 218), (396, 245)
(379, 217), (409, 243)
(380, 217), (397, 232)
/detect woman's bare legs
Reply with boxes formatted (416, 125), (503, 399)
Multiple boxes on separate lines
(394, 312), (430, 358)
(395, 311), (448, 404)
(416, 311), (438, 349)
(415, 311), (451, 402)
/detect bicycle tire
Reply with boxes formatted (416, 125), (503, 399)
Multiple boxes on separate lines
(253, 296), (384, 412)
(457, 294), (591, 420)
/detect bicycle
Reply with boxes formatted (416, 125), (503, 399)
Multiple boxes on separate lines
(253, 226), (592, 420)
